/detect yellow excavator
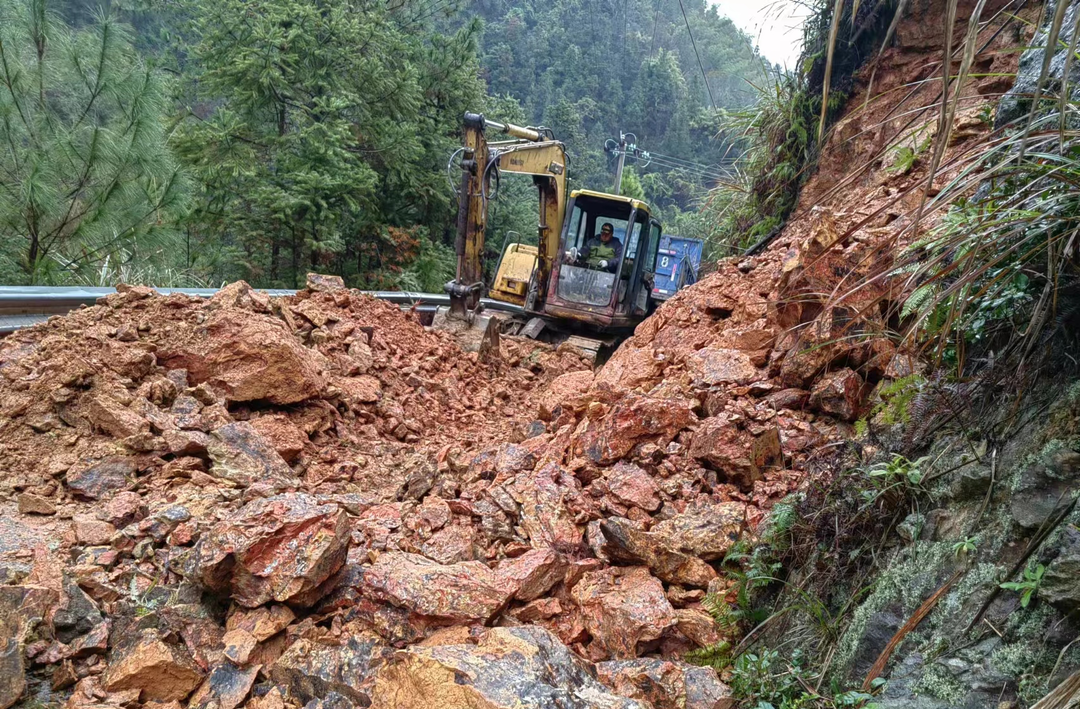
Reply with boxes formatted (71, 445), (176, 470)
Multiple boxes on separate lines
(444, 112), (668, 353)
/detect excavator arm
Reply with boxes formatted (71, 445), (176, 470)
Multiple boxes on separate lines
(446, 112), (567, 318)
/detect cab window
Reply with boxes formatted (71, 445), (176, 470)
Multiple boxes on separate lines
(557, 196), (632, 307)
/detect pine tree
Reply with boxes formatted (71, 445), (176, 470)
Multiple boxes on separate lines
(0, 0), (187, 284)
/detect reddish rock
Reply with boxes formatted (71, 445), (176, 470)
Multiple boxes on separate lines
(599, 518), (716, 588)
(66, 458), (134, 501)
(102, 629), (203, 702)
(72, 518), (116, 546)
(686, 348), (762, 386)
(18, 493), (55, 516)
(573, 394), (695, 465)
(674, 608), (722, 648)
(271, 632), (390, 706)
(689, 414), (782, 490)
(606, 462), (661, 512)
(764, 388), (810, 410)
(360, 552), (515, 624)
(495, 548), (566, 601)
(420, 524), (478, 564)
(250, 414), (307, 463)
(1, 586), (60, 709)
(511, 597), (564, 622)
(337, 375), (382, 405)
(99, 491), (147, 527)
(190, 493), (349, 607)
(86, 394), (149, 439)
(206, 422), (297, 489)
(515, 464), (584, 551)
(187, 662), (259, 709)
(809, 368), (864, 421)
(369, 626), (644, 709)
(160, 311), (327, 404)
(597, 659), (733, 709)
(649, 503), (746, 561)
(570, 567), (676, 659)
(164, 429), (211, 456)
(537, 370), (594, 416)
(226, 604), (295, 641)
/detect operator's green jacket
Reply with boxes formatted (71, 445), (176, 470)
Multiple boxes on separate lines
(580, 235), (623, 273)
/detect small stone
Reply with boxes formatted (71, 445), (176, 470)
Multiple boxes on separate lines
(18, 493), (56, 516)
(72, 518), (117, 546)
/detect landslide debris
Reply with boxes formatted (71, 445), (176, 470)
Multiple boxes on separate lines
(0, 84), (957, 707)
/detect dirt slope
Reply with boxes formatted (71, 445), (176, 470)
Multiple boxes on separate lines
(0, 4), (1028, 708)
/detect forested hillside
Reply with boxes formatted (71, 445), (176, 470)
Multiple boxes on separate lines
(0, 0), (765, 289)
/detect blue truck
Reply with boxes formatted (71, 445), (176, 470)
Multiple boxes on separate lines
(651, 235), (703, 301)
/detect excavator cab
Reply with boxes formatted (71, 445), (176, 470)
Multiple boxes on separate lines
(544, 190), (661, 330)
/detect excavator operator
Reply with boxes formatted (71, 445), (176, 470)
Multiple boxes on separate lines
(579, 222), (623, 273)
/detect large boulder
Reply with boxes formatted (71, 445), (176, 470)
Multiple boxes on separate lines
(189, 493), (349, 607)
(600, 518), (717, 587)
(160, 311), (327, 404)
(570, 567), (676, 659)
(369, 626), (647, 708)
(359, 552), (515, 624)
(206, 422), (298, 489)
(605, 462), (661, 512)
(597, 659), (734, 709)
(649, 503), (746, 561)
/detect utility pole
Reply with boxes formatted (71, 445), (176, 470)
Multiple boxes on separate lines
(613, 133), (627, 195)
(606, 132), (649, 195)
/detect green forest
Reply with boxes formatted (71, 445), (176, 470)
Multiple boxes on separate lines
(0, 0), (766, 289)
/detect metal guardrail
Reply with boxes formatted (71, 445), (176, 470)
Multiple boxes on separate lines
(0, 286), (523, 334)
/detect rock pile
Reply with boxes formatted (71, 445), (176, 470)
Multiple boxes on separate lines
(0, 222), (914, 709)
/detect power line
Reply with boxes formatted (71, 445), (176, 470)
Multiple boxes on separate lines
(676, 0), (716, 110)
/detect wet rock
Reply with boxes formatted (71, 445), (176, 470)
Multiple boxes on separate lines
(18, 493), (56, 515)
(495, 548), (566, 602)
(570, 566), (676, 659)
(809, 368), (864, 421)
(206, 422), (298, 489)
(600, 518), (716, 587)
(54, 577), (103, 643)
(66, 458), (134, 501)
(187, 663), (259, 709)
(86, 394), (149, 439)
(161, 311), (327, 405)
(573, 394), (696, 465)
(369, 626), (646, 708)
(270, 631), (390, 706)
(102, 629), (203, 702)
(1040, 526), (1080, 609)
(649, 503), (745, 561)
(597, 659), (734, 709)
(190, 493), (349, 607)
(1, 585), (59, 709)
(686, 348), (761, 386)
(606, 462), (661, 512)
(360, 552), (515, 624)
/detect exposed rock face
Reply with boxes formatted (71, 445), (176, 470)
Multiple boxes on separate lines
(161, 309), (328, 404)
(1040, 526), (1080, 609)
(1, 585), (58, 709)
(189, 493), (349, 607)
(597, 659), (734, 709)
(359, 552), (516, 624)
(369, 626), (647, 708)
(102, 629), (204, 702)
(206, 422), (298, 489)
(570, 567), (676, 659)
